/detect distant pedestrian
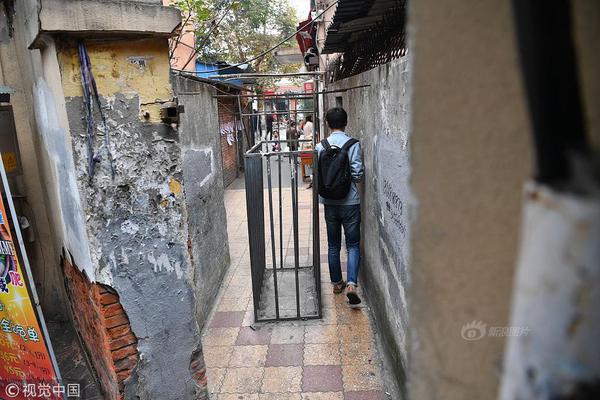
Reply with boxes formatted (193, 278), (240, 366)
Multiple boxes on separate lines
(316, 107), (364, 307)
(251, 109), (260, 142)
(303, 115), (315, 188)
(272, 132), (281, 152)
(303, 115), (314, 142)
(266, 112), (274, 140)
(287, 121), (298, 152)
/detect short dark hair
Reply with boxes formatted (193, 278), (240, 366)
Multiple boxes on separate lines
(325, 107), (347, 129)
(305, 115), (313, 123)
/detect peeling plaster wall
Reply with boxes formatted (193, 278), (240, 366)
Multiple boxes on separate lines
(58, 39), (206, 399)
(173, 76), (230, 330)
(325, 57), (412, 396)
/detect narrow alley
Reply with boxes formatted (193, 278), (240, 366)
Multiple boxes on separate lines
(201, 173), (396, 399)
(1, 0), (599, 400)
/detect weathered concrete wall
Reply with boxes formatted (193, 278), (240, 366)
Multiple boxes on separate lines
(28, 0), (180, 49)
(3, 2), (226, 399)
(0, 2), (68, 321)
(58, 38), (206, 399)
(1, 1), (87, 321)
(173, 75), (230, 331)
(408, 1), (532, 398)
(325, 57), (412, 396)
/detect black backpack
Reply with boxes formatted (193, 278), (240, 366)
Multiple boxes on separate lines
(318, 138), (359, 200)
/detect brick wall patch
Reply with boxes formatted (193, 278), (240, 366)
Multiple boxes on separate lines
(63, 256), (139, 400)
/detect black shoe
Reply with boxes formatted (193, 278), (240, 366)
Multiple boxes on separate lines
(346, 287), (362, 308)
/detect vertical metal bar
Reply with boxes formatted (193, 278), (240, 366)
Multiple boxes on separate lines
(312, 147), (322, 318)
(312, 78), (323, 318)
(245, 153), (265, 322)
(291, 152), (301, 318)
(266, 156), (280, 319)
(278, 153), (283, 269)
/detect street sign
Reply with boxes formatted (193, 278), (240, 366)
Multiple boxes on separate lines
(303, 82), (314, 93)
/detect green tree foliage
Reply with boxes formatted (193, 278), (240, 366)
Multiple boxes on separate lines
(174, 0), (299, 72)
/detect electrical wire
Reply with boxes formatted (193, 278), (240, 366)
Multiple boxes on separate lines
(172, 0), (339, 76)
(78, 42), (116, 184)
(180, 0), (238, 70)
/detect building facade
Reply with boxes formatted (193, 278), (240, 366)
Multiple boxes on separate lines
(0, 1), (230, 398)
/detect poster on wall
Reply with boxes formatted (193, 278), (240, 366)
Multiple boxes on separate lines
(0, 156), (62, 400)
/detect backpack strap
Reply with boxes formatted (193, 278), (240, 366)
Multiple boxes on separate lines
(320, 139), (331, 150)
(341, 138), (359, 152)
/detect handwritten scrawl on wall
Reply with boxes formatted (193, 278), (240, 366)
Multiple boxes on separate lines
(219, 120), (244, 146)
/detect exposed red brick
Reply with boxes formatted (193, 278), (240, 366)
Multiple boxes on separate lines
(105, 314), (129, 329)
(98, 286), (111, 294)
(100, 292), (120, 306)
(218, 98), (240, 187)
(114, 354), (138, 372)
(102, 303), (125, 318)
(116, 370), (131, 382)
(63, 257), (139, 400)
(112, 345), (138, 362)
(108, 325), (131, 339)
(109, 333), (137, 351)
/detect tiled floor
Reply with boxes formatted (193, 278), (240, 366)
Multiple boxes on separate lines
(202, 175), (392, 400)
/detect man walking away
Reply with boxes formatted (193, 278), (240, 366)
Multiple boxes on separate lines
(287, 121), (299, 152)
(266, 111), (274, 141)
(316, 107), (364, 306)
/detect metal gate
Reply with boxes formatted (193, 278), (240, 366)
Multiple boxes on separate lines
(239, 72), (323, 322)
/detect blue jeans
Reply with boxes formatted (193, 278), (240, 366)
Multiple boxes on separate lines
(324, 204), (361, 286)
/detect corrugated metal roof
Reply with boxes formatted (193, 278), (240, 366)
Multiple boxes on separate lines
(322, 0), (404, 54)
(0, 85), (15, 94)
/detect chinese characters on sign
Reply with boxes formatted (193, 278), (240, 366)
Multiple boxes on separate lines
(0, 180), (62, 399)
(303, 81), (314, 93)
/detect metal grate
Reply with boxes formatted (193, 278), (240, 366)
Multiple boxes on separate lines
(327, 4), (407, 82)
(245, 141), (322, 322)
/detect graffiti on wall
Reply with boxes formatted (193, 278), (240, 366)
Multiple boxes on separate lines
(382, 178), (405, 237)
(377, 141), (409, 241)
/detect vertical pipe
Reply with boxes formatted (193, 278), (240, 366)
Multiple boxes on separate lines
(266, 156), (280, 320)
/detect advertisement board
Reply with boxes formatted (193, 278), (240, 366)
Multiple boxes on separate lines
(0, 157), (62, 399)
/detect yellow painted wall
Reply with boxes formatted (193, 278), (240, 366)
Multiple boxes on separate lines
(58, 38), (173, 122)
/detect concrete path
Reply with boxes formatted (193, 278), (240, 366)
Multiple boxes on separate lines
(201, 175), (394, 400)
